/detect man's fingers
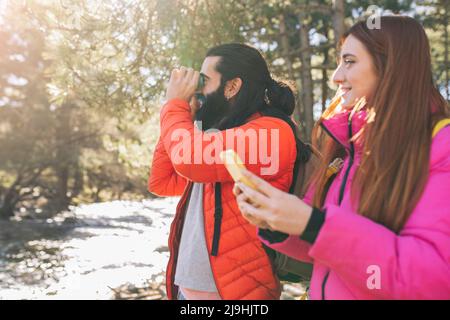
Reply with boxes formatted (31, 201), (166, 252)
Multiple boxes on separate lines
(184, 68), (198, 90)
(167, 67), (199, 102)
(170, 69), (180, 81)
(176, 67), (196, 94)
(191, 71), (200, 89)
(185, 67), (194, 77)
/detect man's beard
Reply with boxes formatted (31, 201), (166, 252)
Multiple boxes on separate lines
(194, 84), (231, 131)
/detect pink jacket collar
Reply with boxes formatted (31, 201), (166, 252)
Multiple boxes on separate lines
(320, 109), (367, 156)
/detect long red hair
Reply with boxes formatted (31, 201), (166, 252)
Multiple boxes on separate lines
(311, 16), (449, 233)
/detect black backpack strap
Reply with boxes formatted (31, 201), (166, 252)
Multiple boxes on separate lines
(258, 228), (289, 244)
(259, 108), (311, 194)
(211, 182), (223, 256)
(289, 138), (312, 194)
(259, 108), (309, 242)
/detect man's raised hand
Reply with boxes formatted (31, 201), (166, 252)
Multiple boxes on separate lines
(165, 67), (200, 102)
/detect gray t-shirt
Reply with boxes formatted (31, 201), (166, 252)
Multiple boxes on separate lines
(174, 183), (218, 292)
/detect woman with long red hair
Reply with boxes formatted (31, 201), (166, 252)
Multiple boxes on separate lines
(234, 16), (450, 299)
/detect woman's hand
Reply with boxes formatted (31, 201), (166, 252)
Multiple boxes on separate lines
(233, 169), (313, 236)
(166, 67), (200, 103)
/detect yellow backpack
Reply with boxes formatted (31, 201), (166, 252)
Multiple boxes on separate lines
(432, 118), (450, 138)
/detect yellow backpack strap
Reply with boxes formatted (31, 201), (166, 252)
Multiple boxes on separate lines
(432, 118), (450, 138)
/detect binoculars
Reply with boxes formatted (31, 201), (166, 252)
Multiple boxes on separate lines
(197, 73), (206, 91)
(195, 73), (206, 106)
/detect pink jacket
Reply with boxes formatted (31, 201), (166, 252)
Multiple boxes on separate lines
(261, 110), (450, 299)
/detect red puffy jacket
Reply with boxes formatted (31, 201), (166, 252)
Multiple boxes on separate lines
(149, 99), (297, 299)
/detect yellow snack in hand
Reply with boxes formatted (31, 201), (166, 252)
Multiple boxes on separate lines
(220, 149), (258, 190)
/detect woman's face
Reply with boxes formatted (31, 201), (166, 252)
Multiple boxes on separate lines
(332, 34), (379, 108)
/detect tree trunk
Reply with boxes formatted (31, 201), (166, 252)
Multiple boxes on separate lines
(0, 187), (19, 219)
(298, 11), (314, 141)
(55, 165), (70, 210)
(322, 20), (330, 112)
(72, 163), (84, 199)
(54, 103), (72, 212)
(279, 13), (305, 137)
(0, 203), (15, 219)
(332, 0), (346, 44)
